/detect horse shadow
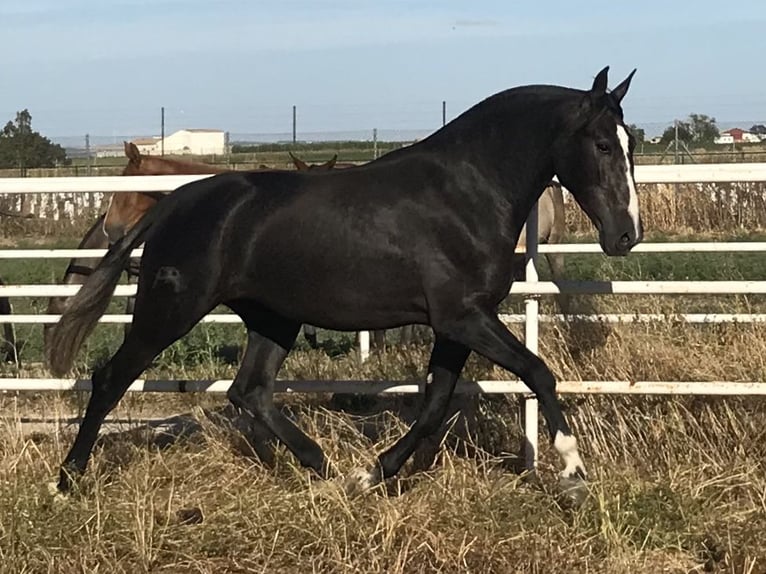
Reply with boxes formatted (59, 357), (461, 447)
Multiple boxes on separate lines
(36, 391), (528, 493)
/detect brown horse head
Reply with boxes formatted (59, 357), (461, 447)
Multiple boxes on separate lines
(122, 141), (144, 175)
(104, 141), (227, 243)
(289, 151), (338, 171)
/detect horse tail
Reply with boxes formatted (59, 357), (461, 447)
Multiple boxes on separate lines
(46, 203), (163, 377)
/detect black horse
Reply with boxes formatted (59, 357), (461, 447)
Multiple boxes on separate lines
(48, 66), (642, 498)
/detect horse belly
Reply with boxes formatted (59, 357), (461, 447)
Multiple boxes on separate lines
(241, 228), (427, 331)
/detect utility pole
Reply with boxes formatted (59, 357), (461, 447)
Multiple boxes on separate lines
(292, 105), (297, 143)
(161, 106), (165, 156)
(442, 100), (446, 127)
(85, 133), (91, 176)
(373, 128), (378, 159)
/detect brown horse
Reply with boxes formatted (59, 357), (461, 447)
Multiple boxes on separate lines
(103, 144), (341, 243)
(103, 142), (232, 243)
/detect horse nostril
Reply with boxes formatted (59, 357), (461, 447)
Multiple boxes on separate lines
(619, 233), (632, 247)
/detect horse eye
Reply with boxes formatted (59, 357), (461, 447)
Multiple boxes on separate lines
(596, 142), (611, 154)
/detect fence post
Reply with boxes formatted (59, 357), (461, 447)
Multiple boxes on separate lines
(358, 330), (370, 362)
(523, 201), (540, 472)
(356, 128), (381, 360)
(85, 134), (91, 176)
(292, 105), (297, 143)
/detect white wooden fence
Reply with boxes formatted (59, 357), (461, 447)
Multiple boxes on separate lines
(1, 163), (766, 469)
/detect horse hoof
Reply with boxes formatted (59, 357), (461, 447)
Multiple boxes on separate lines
(343, 467), (381, 497)
(46, 480), (71, 507)
(558, 474), (589, 509)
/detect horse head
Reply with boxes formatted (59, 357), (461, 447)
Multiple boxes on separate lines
(552, 66), (642, 256)
(290, 152), (338, 172)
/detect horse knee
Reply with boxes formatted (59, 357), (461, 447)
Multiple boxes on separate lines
(527, 363), (557, 397)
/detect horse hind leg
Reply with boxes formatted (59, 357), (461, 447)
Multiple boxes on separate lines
(57, 281), (217, 493)
(372, 329), (386, 350)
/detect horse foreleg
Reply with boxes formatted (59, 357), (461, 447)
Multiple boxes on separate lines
(227, 302), (328, 477)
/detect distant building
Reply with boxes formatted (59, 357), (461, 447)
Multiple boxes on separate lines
(129, 129), (226, 155)
(715, 128), (763, 145)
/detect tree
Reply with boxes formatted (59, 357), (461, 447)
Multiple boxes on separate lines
(750, 124), (766, 135)
(627, 124), (645, 144)
(660, 114), (719, 146)
(687, 114), (719, 144)
(0, 109), (68, 174)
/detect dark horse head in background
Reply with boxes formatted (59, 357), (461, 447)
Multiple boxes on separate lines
(48, 67), (641, 504)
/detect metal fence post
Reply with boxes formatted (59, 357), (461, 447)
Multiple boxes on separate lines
(359, 331), (370, 362)
(523, 201), (540, 472)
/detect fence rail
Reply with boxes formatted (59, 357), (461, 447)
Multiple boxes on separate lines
(0, 379), (762, 396)
(1, 165), (766, 473)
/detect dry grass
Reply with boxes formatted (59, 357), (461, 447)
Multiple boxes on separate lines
(1, 389), (765, 573)
(566, 182), (766, 235)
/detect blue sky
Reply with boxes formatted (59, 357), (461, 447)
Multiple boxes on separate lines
(2, 0), (765, 141)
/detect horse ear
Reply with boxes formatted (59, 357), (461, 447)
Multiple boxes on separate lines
(124, 141), (141, 163)
(610, 68), (636, 104)
(590, 66), (609, 95)
(289, 151), (309, 171)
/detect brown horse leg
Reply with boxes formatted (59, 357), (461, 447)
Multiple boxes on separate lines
(0, 292), (17, 364)
(302, 325), (319, 349)
(372, 329), (386, 350)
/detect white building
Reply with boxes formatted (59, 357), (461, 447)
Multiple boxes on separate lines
(130, 129), (226, 156)
(714, 128), (763, 145)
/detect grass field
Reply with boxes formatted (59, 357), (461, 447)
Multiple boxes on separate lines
(1, 221), (766, 571)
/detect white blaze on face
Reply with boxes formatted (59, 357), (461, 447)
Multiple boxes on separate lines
(616, 125), (641, 238)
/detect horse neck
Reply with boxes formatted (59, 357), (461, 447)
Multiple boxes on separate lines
(420, 88), (575, 227)
(139, 158), (228, 175)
